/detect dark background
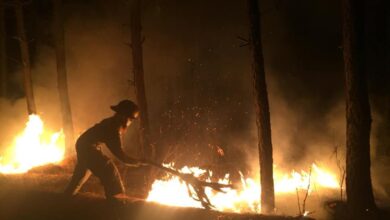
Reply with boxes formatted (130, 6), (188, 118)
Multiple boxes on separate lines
(0, 0), (389, 186)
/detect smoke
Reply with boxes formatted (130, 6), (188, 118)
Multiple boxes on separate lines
(0, 0), (388, 215)
(0, 1), (137, 154)
(0, 98), (27, 152)
(1, 0), (385, 170)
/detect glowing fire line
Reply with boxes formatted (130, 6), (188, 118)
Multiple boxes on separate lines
(0, 114), (65, 174)
(147, 163), (340, 213)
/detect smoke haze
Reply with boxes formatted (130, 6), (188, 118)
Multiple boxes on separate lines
(0, 0), (388, 214)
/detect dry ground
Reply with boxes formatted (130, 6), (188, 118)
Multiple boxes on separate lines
(0, 163), (312, 220)
(0, 162), (388, 220)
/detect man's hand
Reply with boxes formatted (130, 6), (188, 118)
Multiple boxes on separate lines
(126, 158), (149, 167)
(138, 158), (150, 166)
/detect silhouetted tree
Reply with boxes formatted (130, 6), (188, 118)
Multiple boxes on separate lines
(14, 0), (36, 114)
(247, 0), (275, 214)
(342, 0), (377, 219)
(0, 0), (6, 97)
(365, 0), (388, 158)
(53, 0), (75, 153)
(130, 0), (153, 159)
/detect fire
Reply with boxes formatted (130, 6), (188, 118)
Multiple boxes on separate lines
(274, 163), (339, 193)
(147, 163), (340, 213)
(0, 114), (65, 174)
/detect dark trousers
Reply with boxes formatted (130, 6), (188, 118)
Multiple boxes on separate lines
(64, 146), (125, 199)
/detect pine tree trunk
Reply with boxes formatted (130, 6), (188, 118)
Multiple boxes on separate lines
(14, 0), (36, 114)
(384, 0), (390, 157)
(342, 0), (377, 219)
(0, 0), (7, 97)
(130, 0), (153, 159)
(247, 0), (275, 214)
(53, 0), (75, 154)
(365, 0), (386, 158)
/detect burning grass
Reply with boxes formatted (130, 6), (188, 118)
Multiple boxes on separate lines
(0, 114), (65, 174)
(146, 162), (340, 215)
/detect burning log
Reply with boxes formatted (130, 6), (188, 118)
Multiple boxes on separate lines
(144, 160), (234, 209)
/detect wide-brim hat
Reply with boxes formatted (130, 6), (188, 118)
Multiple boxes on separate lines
(110, 100), (140, 119)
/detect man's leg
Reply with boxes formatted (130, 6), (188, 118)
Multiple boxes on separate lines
(64, 162), (92, 196)
(89, 156), (126, 220)
(91, 159), (125, 200)
(101, 160), (125, 199)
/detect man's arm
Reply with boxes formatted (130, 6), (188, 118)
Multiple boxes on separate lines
(106, 132), (142, 167)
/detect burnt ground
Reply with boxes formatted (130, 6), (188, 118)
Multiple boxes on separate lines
(0, 162), (389, 220)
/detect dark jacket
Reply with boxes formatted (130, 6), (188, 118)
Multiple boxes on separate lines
(76, 116), (138, 165)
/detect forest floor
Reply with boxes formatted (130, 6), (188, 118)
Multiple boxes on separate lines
(0, 161), (389, 220)
(0, 163), (309, 220)
(0, 188), (316, 220)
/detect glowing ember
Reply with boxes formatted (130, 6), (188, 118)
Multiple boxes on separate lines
(147, 163), (340, 213)
(0, 114), (65, 174)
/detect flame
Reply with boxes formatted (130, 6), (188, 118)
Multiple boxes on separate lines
(147, 163), (340, 213)
(274, 163), (339, 193)
(0, 114), (65, 174)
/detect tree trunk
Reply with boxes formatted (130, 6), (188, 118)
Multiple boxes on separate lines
(0, 0), (7, 97)
(130, 0), (153, 159)
(247, 0), (275, 214)
(342, 0), (377, 219)
(364, 0), (386, 158)
(386, 6), (390, 156)
(14, 0), (36, 114)
(53, 0), (75, 154)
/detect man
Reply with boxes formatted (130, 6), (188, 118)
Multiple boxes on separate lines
(64, 99), (145, 201)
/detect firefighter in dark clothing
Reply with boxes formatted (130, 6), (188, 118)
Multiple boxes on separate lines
(64, 100), (145, 201)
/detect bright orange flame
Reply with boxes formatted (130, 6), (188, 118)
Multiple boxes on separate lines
(146, 163), (340, 213)
(274, 163), (339, 193)
(0, 114), (65, 174)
